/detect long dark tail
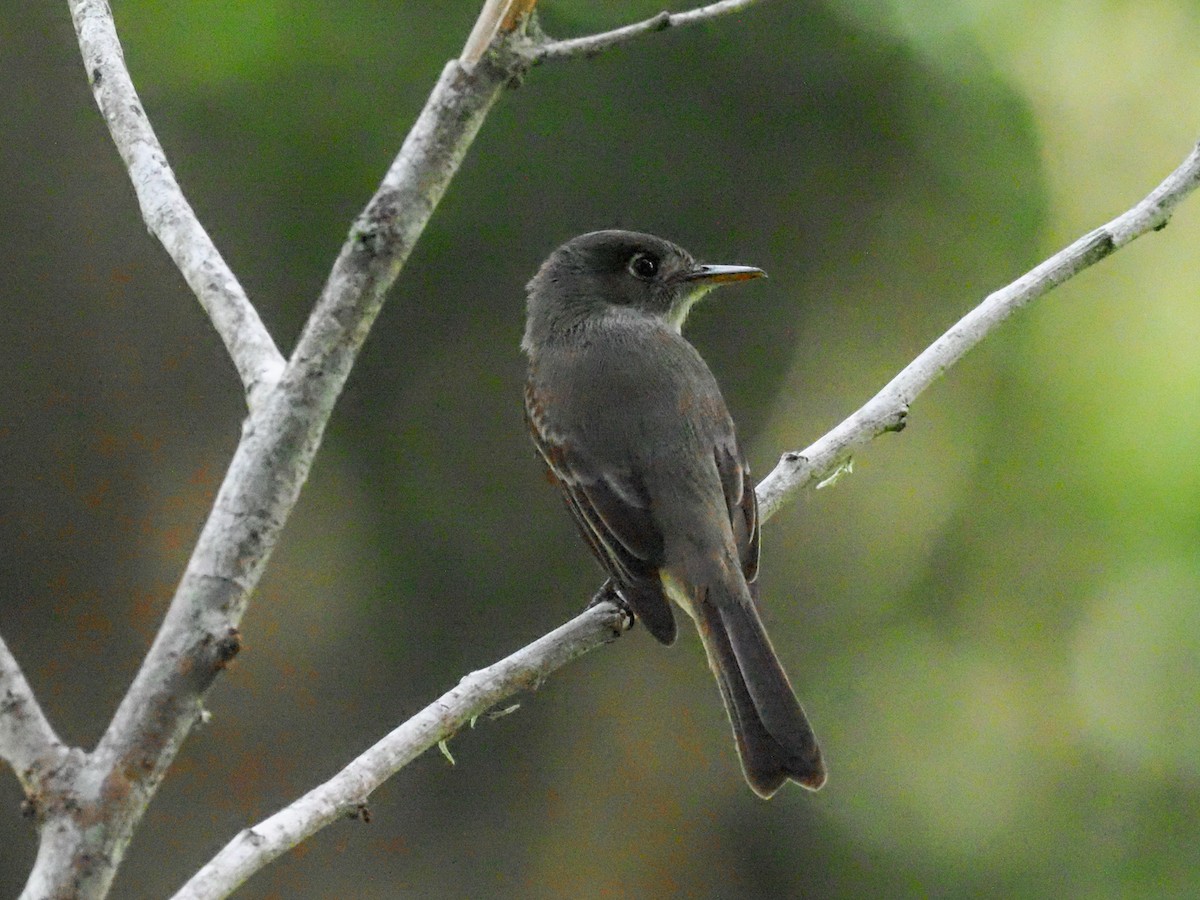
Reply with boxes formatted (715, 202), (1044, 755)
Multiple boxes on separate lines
(697, 583), (825, 797)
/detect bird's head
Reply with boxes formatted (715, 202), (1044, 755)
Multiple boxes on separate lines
(524, 230), (765, 347)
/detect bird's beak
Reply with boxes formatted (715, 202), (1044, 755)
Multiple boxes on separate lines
(681, 264), (767, 285)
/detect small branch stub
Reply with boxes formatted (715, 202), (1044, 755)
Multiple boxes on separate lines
(462, 0), (540, 64)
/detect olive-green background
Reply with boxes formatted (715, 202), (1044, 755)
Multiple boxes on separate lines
(4, 1), (1200, 897)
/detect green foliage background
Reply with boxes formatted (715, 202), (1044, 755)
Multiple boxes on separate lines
(3, 1), (1200, 896)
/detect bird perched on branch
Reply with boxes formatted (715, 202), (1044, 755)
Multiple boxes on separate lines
(522, 230), (825, 797)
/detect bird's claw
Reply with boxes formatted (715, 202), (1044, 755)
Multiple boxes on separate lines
(588, 581), (636, 632)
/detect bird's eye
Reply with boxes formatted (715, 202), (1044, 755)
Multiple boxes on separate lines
(629, 253), (659, 279)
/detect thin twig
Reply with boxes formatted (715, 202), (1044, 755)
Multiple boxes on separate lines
(170, 603), (627, 900)
(175, 138), (1200, 897)
(533, 0), (764, 62)
(0, 633), (65, 791)
(69, 0), (285, 399)
(755, 140), (1200, 520)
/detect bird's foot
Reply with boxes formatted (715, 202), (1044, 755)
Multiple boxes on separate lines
(588, 580), (636, 633)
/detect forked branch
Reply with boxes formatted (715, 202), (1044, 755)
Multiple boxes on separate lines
(20, 1), (538, 897)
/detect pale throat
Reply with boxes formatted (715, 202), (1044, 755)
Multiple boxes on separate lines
(664, 284), (715, 332)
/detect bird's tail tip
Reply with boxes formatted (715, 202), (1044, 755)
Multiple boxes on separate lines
(744, 746), (827, 798)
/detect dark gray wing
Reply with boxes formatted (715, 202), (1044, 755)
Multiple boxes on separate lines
(526, 388), (677, 644)
(715, 439), (760, 584)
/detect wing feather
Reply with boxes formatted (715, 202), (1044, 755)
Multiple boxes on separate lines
(715, 440), (760, 583)
(526, 392), (676, 643)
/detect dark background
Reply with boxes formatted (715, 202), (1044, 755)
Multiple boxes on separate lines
(4, 1), (1200, 896)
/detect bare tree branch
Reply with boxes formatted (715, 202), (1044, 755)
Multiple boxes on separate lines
(173, 139), (1200, 895)
(755, 140), (1200, 520)
(170, 603), (628, 900)
(532, 0), (765, 62)
(23, 3), (542, 897)
(69, 0), (285, 399)
(0, 633), (65, 792)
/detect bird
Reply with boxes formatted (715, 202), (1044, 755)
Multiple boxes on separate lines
(522, 229), (825, 797)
